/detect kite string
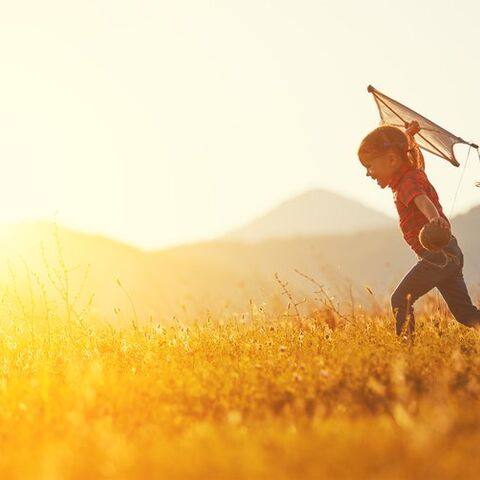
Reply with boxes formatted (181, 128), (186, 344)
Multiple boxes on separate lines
(449, 145), (471, 219)
(476, 148), (480, 188)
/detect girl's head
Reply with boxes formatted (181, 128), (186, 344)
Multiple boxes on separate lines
(357, 126), (409, 165)
(358, 126), (410, 189)
(358, 125), (424, 189)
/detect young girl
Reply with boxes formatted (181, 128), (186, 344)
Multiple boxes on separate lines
(358, 124), (480, 336)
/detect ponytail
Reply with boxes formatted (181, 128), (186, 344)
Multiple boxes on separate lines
(405, 121), (424, 170)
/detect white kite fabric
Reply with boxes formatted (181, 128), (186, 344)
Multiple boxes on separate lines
(368, 85), (478, 167)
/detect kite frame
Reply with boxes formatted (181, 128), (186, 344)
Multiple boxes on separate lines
(367, 85), (478, 168)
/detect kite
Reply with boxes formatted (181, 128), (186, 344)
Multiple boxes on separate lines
(367, 85), (478, 168)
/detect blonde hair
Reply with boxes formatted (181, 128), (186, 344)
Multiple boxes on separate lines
(358, 125), (424, 170)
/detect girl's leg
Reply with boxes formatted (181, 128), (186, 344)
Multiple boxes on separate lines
(436, 270), (480, 327)
(435, 235), (480, 328)
(391, 262), (440, 336)
(391, 253), (462, 336)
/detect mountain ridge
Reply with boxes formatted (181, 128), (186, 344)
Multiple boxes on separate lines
(222, 188), (395, 242)
(0, 195), (477, 325)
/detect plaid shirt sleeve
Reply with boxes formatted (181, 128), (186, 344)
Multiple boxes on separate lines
(396, 170), (427, 207)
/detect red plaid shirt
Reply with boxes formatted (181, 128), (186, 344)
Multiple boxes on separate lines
(389, 163), (450, 255)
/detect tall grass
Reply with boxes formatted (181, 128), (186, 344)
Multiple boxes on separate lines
(0, 294), (479, 479)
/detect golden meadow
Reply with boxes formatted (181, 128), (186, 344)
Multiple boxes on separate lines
(0, 230), (480, 479)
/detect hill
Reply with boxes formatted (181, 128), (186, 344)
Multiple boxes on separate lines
(0, 204), (478, 325)
(222, 189), (395, 242)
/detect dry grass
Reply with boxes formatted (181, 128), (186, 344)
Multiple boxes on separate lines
(0, 297), (479, 479)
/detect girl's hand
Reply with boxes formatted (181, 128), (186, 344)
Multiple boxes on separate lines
(406, 120), (421, 136)
(429, 216), (450, 229)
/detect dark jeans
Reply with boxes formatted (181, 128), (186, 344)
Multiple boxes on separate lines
(391, 236), (480, 336)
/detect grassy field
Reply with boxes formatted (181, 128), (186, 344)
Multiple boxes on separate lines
(0, 297), (479, 480)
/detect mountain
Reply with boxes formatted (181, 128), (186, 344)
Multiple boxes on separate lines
(0, 222), (274, 325)
(0, 203), (477, 326)
(222, 189), (395, 242)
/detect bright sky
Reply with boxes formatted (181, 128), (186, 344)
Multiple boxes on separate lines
(1, 0), (479, 250)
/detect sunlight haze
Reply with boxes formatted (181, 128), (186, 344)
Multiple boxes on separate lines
(1, 0), (479, 249)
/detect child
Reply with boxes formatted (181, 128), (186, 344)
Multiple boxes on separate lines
(357, 124), (480, 336)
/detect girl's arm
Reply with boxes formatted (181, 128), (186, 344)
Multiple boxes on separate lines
(413, 194), (450, 228)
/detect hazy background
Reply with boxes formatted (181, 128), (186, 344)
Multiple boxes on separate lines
(1, 0), (479, 250)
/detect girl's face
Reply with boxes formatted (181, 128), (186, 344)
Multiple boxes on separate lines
(360, 152), (399, 189)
